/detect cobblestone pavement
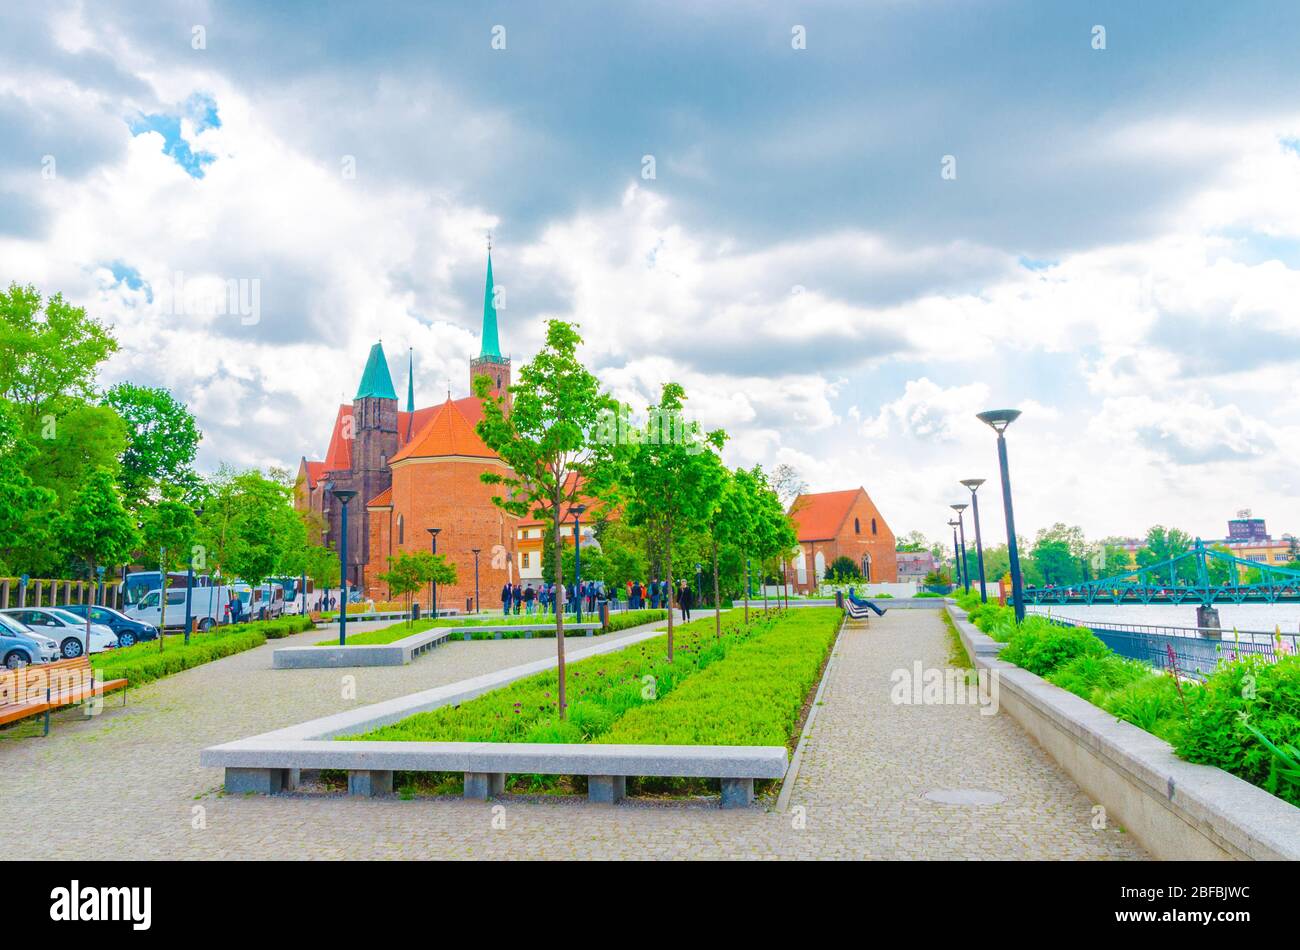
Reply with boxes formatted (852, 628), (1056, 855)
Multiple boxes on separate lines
(3, 610), (1146, 859)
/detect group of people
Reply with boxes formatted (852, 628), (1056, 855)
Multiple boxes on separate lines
(500, 580), (607, 616)
(497, 577), (698, 620)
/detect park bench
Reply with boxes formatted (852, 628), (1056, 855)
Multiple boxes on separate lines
(0, 657), (127, 734)
(204, 740), (788, 808)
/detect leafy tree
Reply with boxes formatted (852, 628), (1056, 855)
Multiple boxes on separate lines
(138, 494), (198, 649)
(195, 468), (303, 586)
(0, 400), (58, 575)
(29, 402), (127, 505)
(378, 550), (457, 624)
(303, 541), (341, 604)
(56, 469), (137, 647)
(1030, 537), (1078, 586)
(770, 463), (807, 505)
(1136, 525), (1195, 584)
(104, 383), (202, 506)
(895, 530), (932, 553)
(0, 284), (117, 427)
(621, 382), (723, 661)
(473, 319), (620, 719)
(828, 555), (861, 581)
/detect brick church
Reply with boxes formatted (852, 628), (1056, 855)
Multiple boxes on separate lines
(787, 488), (898, 592)
(296, 252), (518, 611)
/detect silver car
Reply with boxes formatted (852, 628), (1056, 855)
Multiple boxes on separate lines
(0, 612), (60, 667)
(0, 608), (119, 659)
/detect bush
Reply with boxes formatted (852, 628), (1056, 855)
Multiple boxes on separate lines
(1175, 655), (1300, 806)
(1102, 674), (1188, 743)
(998, 617), (1108, 677)
(1048, 653), (1151, 705)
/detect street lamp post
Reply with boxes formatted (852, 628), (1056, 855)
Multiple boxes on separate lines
(328, 483), (358, 645)
(951, 503), (970, 595)
(977, 409), (1025, 621)
(471, 548), (481, 614)
(571, 505), (586, 623)
(427, 528), (441, 618)
(947, 520), (962, 591)
(960, 478), (989, 602)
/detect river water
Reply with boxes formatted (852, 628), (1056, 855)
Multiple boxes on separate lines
(1026, 603), (1300, 637)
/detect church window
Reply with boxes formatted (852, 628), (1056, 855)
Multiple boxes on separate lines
(397, 515), (404, 545)
(871, 518), (878, 535)
(854, 518), (860, 534)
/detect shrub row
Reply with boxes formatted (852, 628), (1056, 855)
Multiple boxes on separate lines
(962, 599), (1300, 807)
(597, 607), (841, 746)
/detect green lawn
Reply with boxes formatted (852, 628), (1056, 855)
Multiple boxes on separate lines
(315, 609), (668, 646)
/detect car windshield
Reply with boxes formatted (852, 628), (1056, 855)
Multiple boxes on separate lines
(50, 609), (87, 626)
(0, 613), (30, 636)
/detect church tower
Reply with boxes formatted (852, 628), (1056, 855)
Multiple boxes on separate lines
(469, 246), (511, 405)
(348, 342), (398, 583)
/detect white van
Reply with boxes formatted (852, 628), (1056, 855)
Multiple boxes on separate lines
(126, 586), (239, 632)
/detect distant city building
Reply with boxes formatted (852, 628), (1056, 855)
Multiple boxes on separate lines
(896, 551), (938, 583)
(1227, 509), (1270, 542)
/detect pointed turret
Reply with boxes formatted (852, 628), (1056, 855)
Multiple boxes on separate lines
(355, 342), (398, 400)
(469, 242), (512, 405)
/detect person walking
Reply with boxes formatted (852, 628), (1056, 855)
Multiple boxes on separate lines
(524, 583), (536, 615)
(677, 580), (692, 622)
(501, 582), (513, 616)
(513, 583), (523, 615)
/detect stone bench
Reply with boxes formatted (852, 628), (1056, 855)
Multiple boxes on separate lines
(273, 627), (454, 669)
(201, 739), (788, 808)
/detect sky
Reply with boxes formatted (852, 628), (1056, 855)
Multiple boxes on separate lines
(2, 0), (1299, 548)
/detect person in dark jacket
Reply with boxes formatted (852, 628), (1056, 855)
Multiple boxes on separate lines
(501, 583), (512, 616)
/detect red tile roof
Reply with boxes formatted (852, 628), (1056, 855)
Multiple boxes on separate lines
(788, 489), (863, 541)
(390, 395), (495, 462)
(323, 404), (353, 472)
(367, 487), (393, 508)
(302, 460), (326, 488)
(320, 396), (491, 472)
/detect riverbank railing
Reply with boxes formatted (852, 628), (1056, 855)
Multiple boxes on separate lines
(1049, 615), (1299, 681)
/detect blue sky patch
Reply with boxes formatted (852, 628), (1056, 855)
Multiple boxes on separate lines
(127, 93), (220, 178)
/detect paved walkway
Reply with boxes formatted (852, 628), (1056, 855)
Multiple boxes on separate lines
(2, 610), (1144, 859)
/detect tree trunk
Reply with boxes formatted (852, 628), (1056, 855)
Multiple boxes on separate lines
(553, 495), (567, 719)
(85, 560), (95, 650)
(743, 557), (750, 623)
(762, 558), (769, 613)
(664, 524), (674, 662)
(711, 536), (721, 639)
(783, 559), (790, 608)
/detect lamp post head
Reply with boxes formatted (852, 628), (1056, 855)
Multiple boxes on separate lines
(951, 503), (968, 514)
(471, 547), (480, 555)
(570, 504), (587, 518)
(976, 409), (1022, 434)
(960, 478), (985, 492)
(427, 527), (441, 537)
(947, 519), (960, 528)
(328, 480), (357, 505)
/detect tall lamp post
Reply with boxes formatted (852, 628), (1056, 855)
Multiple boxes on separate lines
(328, 482), (358, 645)
(471, 548), (481, 614)
(426, 528), (441, 618)
(183, 506), (203, 644)
(571, 505), (586, 623)
(950, 503), (970, 594)
(695, 562), (703, 610)
(947, 519), (962, 591)
(977, 409), (1025, 621)
(960, 478), (989, 602)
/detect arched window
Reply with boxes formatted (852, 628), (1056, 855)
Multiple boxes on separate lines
(871, 518), (878, 535)
(854, 517), (861, 534)
(397, 514), (404, 545)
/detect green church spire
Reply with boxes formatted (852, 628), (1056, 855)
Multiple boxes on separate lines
(479, 248), (502, 360)
(355, 341), (398, 400)
(405, 347), (415, 413)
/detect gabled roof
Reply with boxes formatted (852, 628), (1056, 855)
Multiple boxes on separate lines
(390, 395), (495, 462)
(788, 488), (864, 542)
(367, 487), (393, 508)
(323, 404), (353, 471)
(302, 460), (326, 488)
(355, 342), (398, 400)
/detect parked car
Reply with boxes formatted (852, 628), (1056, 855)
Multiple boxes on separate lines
(61, 604), (159, 647)
(125, 585), (238, 631)
(0, 608), (119, 659)
(0, 612), (60, 668)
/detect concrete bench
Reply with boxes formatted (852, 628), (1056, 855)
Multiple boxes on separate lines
(450, 621), (604, 640)
(274, 627), (454, 669)
(201, 740), (788, 808)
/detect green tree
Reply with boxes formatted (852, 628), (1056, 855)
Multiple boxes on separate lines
(378, 550), (457, 625)
(1136, 525), (1194, 584)
(29, 402), (127, 505)
(0, 400), (58, 575)
(195, 468), (303, 587)
(621, 382), (723, 661)
(1030, 537), (1078, 586)
(473, 319), (619, 719)
(104, 383), (202, 507)
(828, 555), (861, 581)
(138, 494), (198, 649)
(58, 469), (138, 648)
(0, 284), (118, 427)
(895, 530), (931, 553)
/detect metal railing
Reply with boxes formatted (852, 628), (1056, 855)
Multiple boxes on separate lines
(1049, 615), (1299, 681)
